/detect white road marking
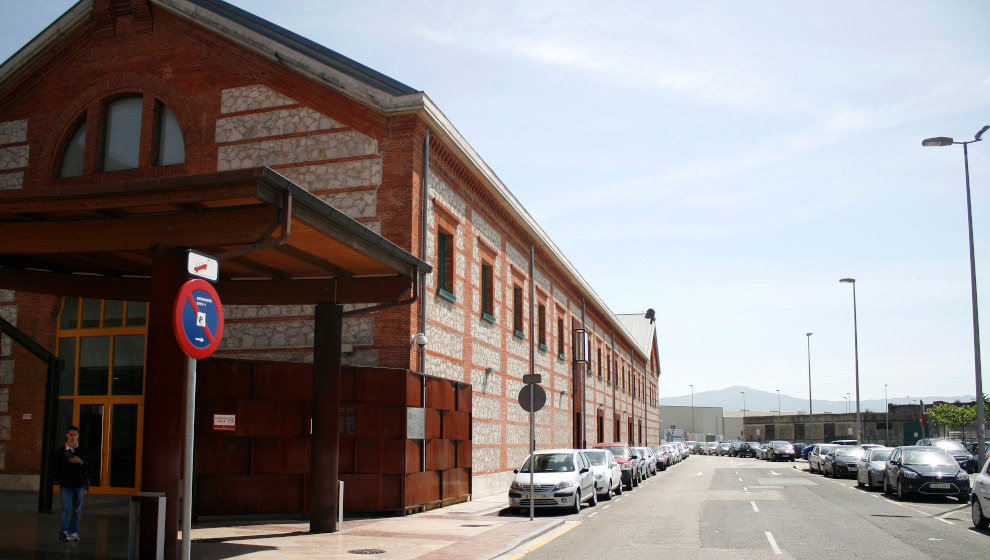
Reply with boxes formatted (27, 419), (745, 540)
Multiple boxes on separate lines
(602, 504), (611, 509)
(588, 511), (598, 518)
(738, 477), (744, 482)
(751, 501), (759, 512)
(765, 531), (782, 555)
(743, 487), (749, 492)
(939, 518), (954, 525)
(767, 471), (781, 476)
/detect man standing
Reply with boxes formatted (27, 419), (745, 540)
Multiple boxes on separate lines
(53, 426), (91, 543)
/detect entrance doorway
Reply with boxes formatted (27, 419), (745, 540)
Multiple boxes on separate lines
(56, 297), (147, 494)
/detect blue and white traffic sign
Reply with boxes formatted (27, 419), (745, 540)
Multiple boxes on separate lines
(173, 279), (224, 359)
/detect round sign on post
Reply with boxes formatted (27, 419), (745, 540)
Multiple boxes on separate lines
(173, 279), (224, 359)
(518, 384), (547, 412)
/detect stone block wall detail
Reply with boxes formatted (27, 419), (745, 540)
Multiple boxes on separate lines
(217, 131), (377, 171)
(215, 107), (343, 143)
(0, 172), (23, 190)
(0, 146), (28, 172)
(220, 85), (296, 113)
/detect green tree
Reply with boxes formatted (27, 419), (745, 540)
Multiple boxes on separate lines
(925, 403), (977, 439)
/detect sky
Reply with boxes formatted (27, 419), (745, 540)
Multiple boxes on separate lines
(2, 1), (989, 406)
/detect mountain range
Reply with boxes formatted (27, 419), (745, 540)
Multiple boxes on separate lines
(658, 385), (975, 414)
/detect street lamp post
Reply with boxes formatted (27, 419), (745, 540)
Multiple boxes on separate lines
(843, 395), (849, 414)
(806, 333), (814, 443)
(840, 278), (862, 443)
(923, 126), (989, 471)
(690, 384), (695, 439)
(883, 383), (890, 447)
(776, 389), (781, 417)
(740, 391), (746, 439)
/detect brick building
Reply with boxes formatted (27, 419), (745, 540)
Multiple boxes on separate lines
(0, 0), (660, 553)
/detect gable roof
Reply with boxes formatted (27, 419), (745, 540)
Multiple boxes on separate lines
(616, 313), (659, 367)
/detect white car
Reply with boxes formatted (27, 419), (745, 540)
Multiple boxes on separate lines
(973, 458), (990, 529)
(583, 448), (623, 500)
(508, 449), (597, 514)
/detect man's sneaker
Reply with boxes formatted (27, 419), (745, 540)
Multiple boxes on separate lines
(59, 531), (69, 542)
(68, 533), (79, 543)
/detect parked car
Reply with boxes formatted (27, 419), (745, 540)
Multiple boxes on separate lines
(808, 443), (836, 474)
(737, 442), (760, 458)
(831, 439), (858, 446)
(964, 441), (990, 460)
(767, 440), (797, 462)
(972, 456), (990, 529)
(686, 441), (700, 454)
(508, 448), (597, 513)
(650, 445), (668, 471)
(582, 448), (622, 500)
(705, 442), (720, 455)
(717, 442), (732, 456)
(883, 446), (971, 503)
(594, 442), (640, 490)
(801, 444), (816, 460)
(758, 443), (772, 460)
(728, 441), (743, 457)
(857, 446), (893, 490)
(824, 445), (865, 478)
(916, 438), (978, 473)
(634, 447), (657, 477)
(666, 443), (682, 464)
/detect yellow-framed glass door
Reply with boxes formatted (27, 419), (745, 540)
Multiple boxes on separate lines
(56, 297), (147, 495)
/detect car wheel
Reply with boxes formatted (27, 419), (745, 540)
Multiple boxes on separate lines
(510, 507), (523, 515)
(973, 497), (990, 529)
(571, 490), (582, 514)
(857, 477), (864, 488)
(588, 488), (598, 507)
(897, 479), (907, 501)
(883, 476), (891, 495)
(616, 479), (624, 494)
(957, 492), (969, 505)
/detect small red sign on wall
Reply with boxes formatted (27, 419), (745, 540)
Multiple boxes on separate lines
(213, 414), (236, 431)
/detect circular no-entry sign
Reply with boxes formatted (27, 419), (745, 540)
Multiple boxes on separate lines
(173, 279), (224, 359)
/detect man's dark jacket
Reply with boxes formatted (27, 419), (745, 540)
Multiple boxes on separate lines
(53, 444), (92, 489)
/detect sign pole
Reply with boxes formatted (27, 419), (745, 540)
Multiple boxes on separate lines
(182, 355), (196, 560)
(529, 382), (535, 521)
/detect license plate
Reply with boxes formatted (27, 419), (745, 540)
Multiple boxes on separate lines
(930, 483), (951, 489)
(534, 493), (552, 500)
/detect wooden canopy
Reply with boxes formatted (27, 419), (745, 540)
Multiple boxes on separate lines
(0, 167), (430, 305)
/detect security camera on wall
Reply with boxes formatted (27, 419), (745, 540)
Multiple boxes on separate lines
(412, 333), (428, 348)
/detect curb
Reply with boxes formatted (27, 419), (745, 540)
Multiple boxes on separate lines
(479, 518), (567, 560)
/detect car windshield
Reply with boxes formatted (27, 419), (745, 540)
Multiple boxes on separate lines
(902, 449), (956, 467)
(521, 453), (575, 472)
(932, 440), (967, 453)
(606, 446), (629, 458)
(772, 441), (791, 448)
(818, 445), (835, 454)
(584, 451), (606, 466)
(869, 449), (892, 461)
(835, 447), (864, 458)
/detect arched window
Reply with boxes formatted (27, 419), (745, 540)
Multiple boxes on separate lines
(59, 121), (87, 178)
(57, 95), (185, 178)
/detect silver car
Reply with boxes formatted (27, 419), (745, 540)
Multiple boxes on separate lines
(857, 447), (893, 490)
(808, 443), (836, 474)
(508, 449), (597, 514)
(583, 448), (623, 500)
(973, 457), (990, 529)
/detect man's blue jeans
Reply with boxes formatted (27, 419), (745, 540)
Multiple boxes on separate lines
(60, 486), (85, 533)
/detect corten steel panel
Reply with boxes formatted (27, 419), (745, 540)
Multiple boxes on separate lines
(198, 359), (252, 398)
(339, 437), (356, 473)
(356, 369), (404, 405)
(253, 438), (311, 474)
(220, 438), (252, 474)
(404, 471), (440, 506)
(424, 408), (442, 440)
(355, 439), (381, 474)
(197, 474), (304, 515)
(426, 439), (454, 471)
(355, 404), (381, 438)
(456, 440), (472, 468)
(341, 474), (383, 510)
(427, 378), (456, 411)
(194, 436), (223, 475)
(382, 439), (405, 474)
(406, 372), (424, 407)
(405, 440), (422, 473)
(380, 405), (404, 439)
(382, 474), (402, 509)
(239, 399), (283, 437)
(340, 368), (356, 403)
(443, 410), (470, 440)
(278, 401), (307, 437)
(254, 362), (312, 401)
(456, 383), (472, 412)
(442, 468), (470, 500)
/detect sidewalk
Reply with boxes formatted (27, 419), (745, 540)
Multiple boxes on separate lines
(0, 491), (564, 559)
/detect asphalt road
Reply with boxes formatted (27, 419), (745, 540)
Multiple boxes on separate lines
(494, 454), (988, 560)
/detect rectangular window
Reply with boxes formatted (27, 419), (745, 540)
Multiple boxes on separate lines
(597, 347), (602, 379)
(512, 285), (524, 337)
(557, 317), (565, 359)
(537, 303), (547, 349)
(794, 423), (806, 441)
(481, 262), (495, 322)
(607, 350), (611, 384)
(437, 230), (455, 301)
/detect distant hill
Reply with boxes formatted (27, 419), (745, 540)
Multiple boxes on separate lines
(658, 385), (974, 414)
